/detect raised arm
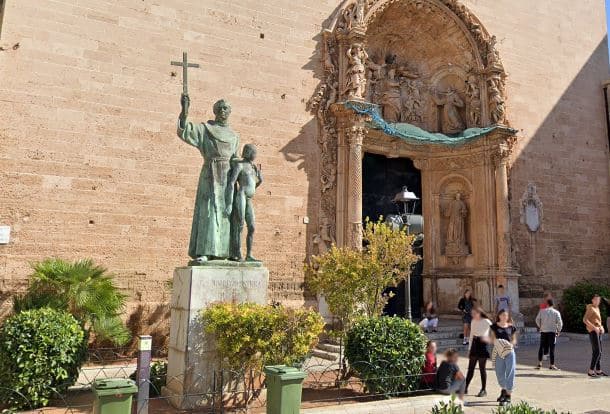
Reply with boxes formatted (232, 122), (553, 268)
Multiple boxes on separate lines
(176, 94), (204, 147)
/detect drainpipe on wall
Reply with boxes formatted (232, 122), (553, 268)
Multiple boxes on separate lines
(603, 80), (610, 177)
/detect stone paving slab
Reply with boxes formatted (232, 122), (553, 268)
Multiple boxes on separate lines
(458, 340), (610, 413)
(301, 394), (452, 414)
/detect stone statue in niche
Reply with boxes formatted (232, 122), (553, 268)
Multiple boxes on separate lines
(433, 87), (465, 134)
(443, 192), (469, 260)
(380, 67), (402, 122)
(345, 43), (368, 100)
(465, 74), (481, 127)
(402, 79), (424, 124)
(520, 183), (543, 232)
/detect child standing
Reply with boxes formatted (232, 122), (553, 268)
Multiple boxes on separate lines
(436, 348), (466, 402)
(421, 341), (437, 388)
(494, 285), (512, 314)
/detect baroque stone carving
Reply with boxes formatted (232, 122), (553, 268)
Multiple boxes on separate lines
(520, 183), (543, 232)
(465, 74), (481, 127)
(309, 0), (511, 250)
(312, 217), (336, 254)
(345, 43), (368, 100)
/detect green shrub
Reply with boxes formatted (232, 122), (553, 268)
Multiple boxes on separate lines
(345, 316), (427, 395)
(306, 218), (419, 331)
(130, 360), (167, 397)
(493, 401), (569, 414)
(0, 308), (87, 409)
(200, 303), (324, 371)
(561, 281), (610, 333)
(13, 258), (130, 345)
(430, 396), (464, 414)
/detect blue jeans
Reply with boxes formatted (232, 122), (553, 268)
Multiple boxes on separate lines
(495, 351), (516, 392)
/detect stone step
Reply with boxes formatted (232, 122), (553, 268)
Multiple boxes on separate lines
(312, 349), (339, 361)
(317, 342), (342, 354)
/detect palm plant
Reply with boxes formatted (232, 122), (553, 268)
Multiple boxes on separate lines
(13, 258), (130, 346)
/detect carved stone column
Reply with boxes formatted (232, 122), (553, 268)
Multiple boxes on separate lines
(494, 144), (512, 271)
(346, 125), (365, 248)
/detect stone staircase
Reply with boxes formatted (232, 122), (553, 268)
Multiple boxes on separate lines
(312, 318), (541, 361)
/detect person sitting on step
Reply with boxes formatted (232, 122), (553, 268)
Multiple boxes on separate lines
(419, 301), (439, 333)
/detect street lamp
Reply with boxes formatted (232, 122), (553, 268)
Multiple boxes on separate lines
(393, 186), (419, 321)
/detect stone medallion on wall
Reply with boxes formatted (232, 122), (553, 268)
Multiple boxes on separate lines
(308, 0), (520, 315)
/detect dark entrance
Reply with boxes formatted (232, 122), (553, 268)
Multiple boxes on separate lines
(362, 152), (424, 319)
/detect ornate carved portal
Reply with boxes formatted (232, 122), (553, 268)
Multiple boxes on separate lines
(309, 0), (520, 314)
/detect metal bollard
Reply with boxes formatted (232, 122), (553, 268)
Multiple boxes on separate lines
(136, 335), (152, 414)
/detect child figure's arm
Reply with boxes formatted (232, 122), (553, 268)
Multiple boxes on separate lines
(225, 163), (243, 216)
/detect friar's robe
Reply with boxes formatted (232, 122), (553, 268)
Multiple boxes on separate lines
(177, 119), (239, 259)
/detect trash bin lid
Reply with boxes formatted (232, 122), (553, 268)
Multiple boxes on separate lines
(264, 365), (303, 374)
(92, 378), (138, 396)
(264, 365), (307, 380)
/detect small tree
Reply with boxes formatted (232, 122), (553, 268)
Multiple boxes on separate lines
(306, 218), (419, 330)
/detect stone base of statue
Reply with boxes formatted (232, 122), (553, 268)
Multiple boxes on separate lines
(162, 262), (269, 409)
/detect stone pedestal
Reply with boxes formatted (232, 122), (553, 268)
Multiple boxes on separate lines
(163, 263), (269, 409)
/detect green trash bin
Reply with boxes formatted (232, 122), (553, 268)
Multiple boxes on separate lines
(92, 378), (138, 414)
(264, 365), (307, 414)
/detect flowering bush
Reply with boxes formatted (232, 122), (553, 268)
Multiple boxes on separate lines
(200, 303), (324, 371)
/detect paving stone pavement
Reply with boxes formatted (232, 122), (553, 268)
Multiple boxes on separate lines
(454, 339), (610, 413)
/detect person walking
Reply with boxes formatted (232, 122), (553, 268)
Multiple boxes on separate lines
(458, 289), (475, 345)
(583, 294), (606, 377)
(465, 306), (491, 397)
(539, 292), (553, 360)
(535, 298), (563, 370)
(491, 309), (517, 406)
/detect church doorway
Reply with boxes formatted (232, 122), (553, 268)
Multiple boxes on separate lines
(362, 152), (424, 319)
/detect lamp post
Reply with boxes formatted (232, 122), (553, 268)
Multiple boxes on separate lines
(393, 186), (419, 321)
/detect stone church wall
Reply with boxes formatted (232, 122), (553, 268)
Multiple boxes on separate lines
(0, 0), (608, 324)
